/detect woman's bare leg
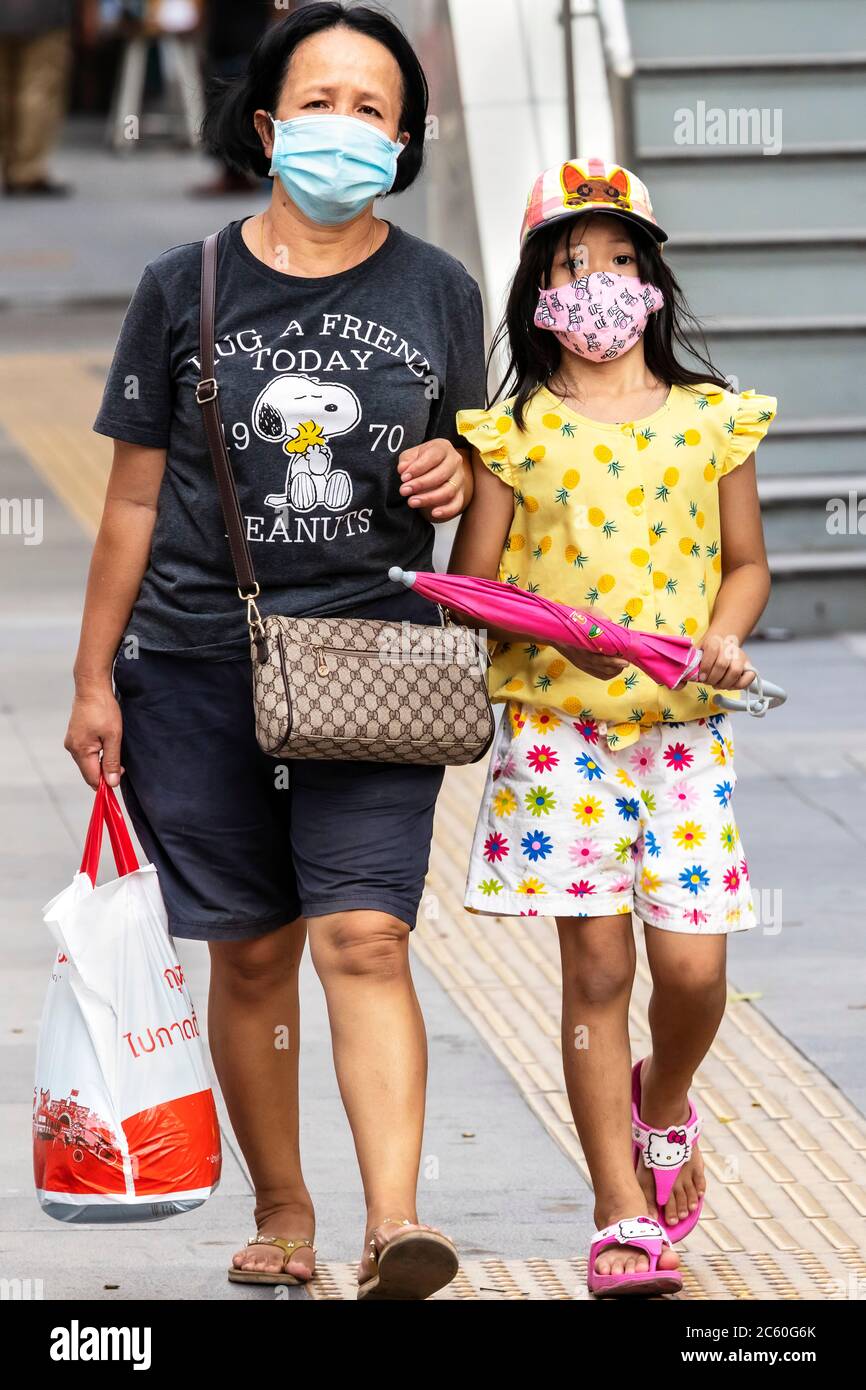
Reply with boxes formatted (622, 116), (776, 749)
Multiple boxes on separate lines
(209, 916), (316, 1279)
(307, 910), (433, 1280)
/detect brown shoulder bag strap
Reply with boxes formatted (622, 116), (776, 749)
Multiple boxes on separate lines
(196, 230), (259, 600)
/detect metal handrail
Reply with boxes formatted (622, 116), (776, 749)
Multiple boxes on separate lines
(758, 474), (866, 503)
(561, 0), (579, 158)
(595, 0), (637, 167)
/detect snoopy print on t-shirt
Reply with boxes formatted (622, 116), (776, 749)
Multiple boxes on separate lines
(252, 374), (362, 513)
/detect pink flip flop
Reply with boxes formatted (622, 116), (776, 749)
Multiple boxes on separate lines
(631, 1058), (703, 1243)
(587, 1216), (682, 1298)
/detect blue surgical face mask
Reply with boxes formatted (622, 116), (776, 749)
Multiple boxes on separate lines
(267, 112), (404, 225)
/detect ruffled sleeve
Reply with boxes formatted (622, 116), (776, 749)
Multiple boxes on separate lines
(720, 390), (778, 477)
(456, 406), (517, 487)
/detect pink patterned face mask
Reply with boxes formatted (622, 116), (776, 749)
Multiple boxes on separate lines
(534, 271), (664, 361)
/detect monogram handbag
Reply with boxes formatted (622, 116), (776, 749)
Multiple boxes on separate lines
(195, 231), (495, 766)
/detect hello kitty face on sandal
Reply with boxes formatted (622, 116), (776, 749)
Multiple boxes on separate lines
(646, 1128), (690, 1168)
(617, 1217), (664, 1242)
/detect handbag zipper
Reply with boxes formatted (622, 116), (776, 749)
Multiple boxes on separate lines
(307, 642), (477, 677)
(308, 643), (383, 676)
(290, 610), (458, 677)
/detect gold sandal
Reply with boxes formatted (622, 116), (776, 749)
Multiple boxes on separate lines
(227, 1234), (316, 1286)
(357, 1216), (458, 1301)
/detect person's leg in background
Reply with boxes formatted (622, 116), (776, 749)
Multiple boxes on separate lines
(4, 27), (72, 194)
(0, 39), (11, 187)
(192, 0), (270, 197)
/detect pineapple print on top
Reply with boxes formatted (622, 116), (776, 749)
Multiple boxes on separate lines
(252, 374), (362, 513)
(456, 382), (777, 749)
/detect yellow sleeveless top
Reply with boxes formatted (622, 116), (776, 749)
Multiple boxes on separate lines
(456, 382), (776, 749)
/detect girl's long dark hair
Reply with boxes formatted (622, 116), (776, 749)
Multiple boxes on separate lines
(491, 214), (729, 429)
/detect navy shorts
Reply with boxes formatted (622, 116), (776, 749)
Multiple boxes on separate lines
(113, 595), (446, 941)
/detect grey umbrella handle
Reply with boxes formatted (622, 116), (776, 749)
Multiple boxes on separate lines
(712, 670), (787, 717)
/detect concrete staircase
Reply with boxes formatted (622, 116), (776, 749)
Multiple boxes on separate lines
(622, 0), (866, 632)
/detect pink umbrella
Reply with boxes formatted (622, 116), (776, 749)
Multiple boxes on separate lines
(388, 567), (787, 712)
(389, 565), (699, 688)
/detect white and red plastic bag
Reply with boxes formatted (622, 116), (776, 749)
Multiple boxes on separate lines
(33, 779), (221, 1222)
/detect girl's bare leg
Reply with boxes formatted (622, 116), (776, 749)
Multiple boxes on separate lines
(557, 915), (679, 1277)
(636, 925), (726, 1227)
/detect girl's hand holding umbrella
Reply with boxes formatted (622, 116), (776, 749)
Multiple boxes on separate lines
(551, 642), (630, 682)
(432, 598), (629, 680)
(697, 631), (756, 690)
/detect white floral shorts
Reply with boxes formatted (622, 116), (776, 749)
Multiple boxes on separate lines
(464, 704), (755, 934)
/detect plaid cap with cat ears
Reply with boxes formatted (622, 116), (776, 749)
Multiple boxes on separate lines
(520, 157), (668, 246)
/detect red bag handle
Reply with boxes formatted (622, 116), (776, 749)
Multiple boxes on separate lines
(79, 778), (140, 884)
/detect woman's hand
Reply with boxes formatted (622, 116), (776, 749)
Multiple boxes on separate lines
(697, 632), (755, 690)
(553, 644), (630, 681)
(397, 439), (469, 520)
(65, 679), (124, 789)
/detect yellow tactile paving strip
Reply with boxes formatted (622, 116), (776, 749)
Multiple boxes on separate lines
(6, 349), (865, 1300)
(308, 1250), (860, 1300)
(407, 760), (866, 1298)
(309, 1260), (589, 1301)
(0, 353), (112, 537)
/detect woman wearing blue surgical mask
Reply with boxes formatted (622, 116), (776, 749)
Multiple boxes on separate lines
(65, 3), (487, 1299)
(265, 108), (405, 226)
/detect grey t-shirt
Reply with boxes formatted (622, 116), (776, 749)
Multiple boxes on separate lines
(94, 219), (486, 656)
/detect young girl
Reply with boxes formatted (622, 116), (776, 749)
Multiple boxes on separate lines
(449, 159), (776, 1298)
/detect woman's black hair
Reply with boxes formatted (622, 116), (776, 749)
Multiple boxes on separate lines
(201, 2), (428, 191)
(490, 213), (729, 429)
